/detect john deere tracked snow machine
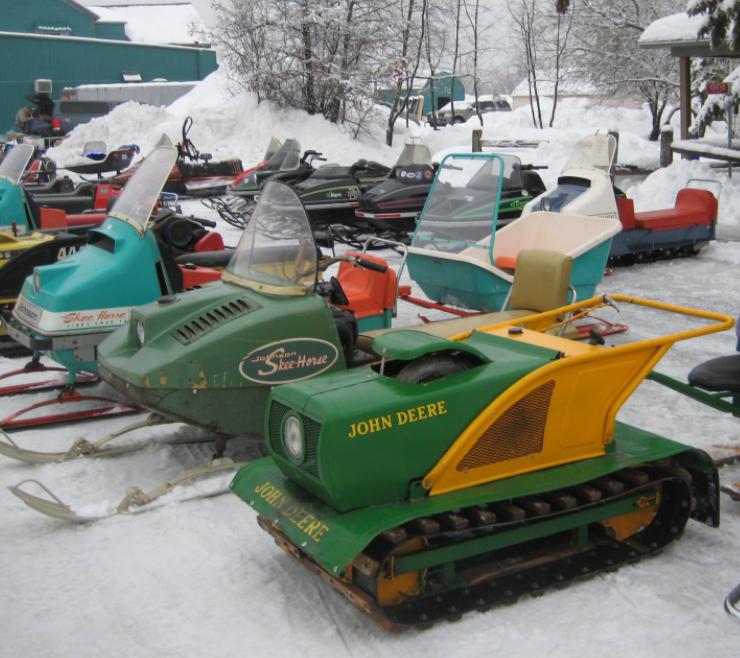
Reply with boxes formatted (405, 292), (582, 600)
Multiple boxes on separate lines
(231, 295), (732, 630)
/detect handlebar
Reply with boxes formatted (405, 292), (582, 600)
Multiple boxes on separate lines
(349, 255), (387, 273)
(317, 254), (388, 274)
(189, 216), (217, 228)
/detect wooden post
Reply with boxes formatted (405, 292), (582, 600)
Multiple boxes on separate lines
(472, 129), (482, 153)
(679, 56), (691, 146)
(660, 127), (674, 168)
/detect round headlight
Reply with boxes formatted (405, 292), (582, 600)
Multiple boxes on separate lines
(135, 319), (145, 346)
(282, 414), (305, 462)
(541, 197), (552, 212)
(32, 269), (40, 294)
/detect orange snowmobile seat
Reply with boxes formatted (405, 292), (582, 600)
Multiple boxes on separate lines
(633, 188), (717, 231)
(337, 251), (397, 320)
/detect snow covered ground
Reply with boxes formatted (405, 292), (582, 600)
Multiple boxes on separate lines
(2, 72), (740, 657)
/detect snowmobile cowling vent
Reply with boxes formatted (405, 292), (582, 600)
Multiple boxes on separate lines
(172, 298), (252, 344)
(457, 380), (554, 471)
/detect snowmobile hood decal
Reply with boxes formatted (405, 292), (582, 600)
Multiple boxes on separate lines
(239, 338), (339, 385)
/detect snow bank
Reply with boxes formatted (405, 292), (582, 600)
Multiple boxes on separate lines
(48, 68), (740, 228)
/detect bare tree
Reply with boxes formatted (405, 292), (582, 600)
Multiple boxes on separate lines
(462, 0), (483, 124)
(508, 0), (545, 128)
(571, 0), (682, 140)
(384, 0), (427, 146)
(208, 0), (392, 133)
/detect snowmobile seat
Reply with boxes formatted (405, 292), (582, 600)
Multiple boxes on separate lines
(337, 251), (397, 328)
(38, 207), (105, 229)
(64, 145), (138, 176)
(357, 249), (572, 353)
(616, 196), (637, 231)
(688, 354), (740, 393)
(633, 189), (717, 231)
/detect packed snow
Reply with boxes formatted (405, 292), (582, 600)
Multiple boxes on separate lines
(3, 67), (740, 657)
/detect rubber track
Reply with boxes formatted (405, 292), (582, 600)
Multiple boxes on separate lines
(261, 460), (698, 630)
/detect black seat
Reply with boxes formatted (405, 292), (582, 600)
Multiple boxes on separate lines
(688, 354), (740, 392)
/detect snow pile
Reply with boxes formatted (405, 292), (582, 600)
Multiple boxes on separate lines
(48, 68), (399, 171)
(49, 67), (740, 230)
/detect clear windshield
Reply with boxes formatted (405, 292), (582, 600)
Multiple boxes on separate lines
(563, 134), (616, 174)
(108, 146), (178, 230)
(412, 153), (507, 259)
(0, 144), (34, 185)
(395, 143), (432, 167)
(263, 137), (282, 161)
(279, 141), (302, 171)
(265, 138), (301, 170)
(226, 181), (317, 293)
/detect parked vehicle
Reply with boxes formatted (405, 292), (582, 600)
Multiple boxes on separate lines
(435, 98), (512, 125)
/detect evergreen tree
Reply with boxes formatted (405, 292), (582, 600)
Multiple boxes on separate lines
(688, 1), (740, 51)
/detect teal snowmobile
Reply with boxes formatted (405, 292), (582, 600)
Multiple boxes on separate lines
(0, 143), (225, 429)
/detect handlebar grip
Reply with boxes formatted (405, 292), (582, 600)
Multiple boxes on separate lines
(191, 216), (217, 228)
(354, 256), (387, 273)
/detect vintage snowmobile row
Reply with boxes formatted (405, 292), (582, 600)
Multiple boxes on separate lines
(0, 137), (736, 627)
(0, 150), (622, 511)
(228, 137), (391, 227)
(1, 143), (225, 429)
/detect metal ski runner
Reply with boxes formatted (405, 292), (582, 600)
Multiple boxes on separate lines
(9, 458), (247, 523)
(0, 413), (207, 464)
(726, 582), (740, 619)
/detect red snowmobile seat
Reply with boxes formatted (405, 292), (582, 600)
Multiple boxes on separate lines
(633, 188), (717, 231)
(616, 196), (636, 231)
(337, 252), (396, 320)
(39, 207), (106, 229)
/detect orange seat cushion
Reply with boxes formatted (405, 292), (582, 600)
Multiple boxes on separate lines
(634, 188), (717, 230)
(494, 255), (517, 270)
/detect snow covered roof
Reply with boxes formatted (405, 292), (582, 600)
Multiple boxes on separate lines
(87, 3), (205, 45)
(639, 12), (707, 48)
(511, 74), (598, 98)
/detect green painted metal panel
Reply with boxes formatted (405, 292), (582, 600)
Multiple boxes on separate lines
(257, 333), (560, 511)
(231, 422), (706, 575)
(98, 281), (346, 437)
(0, 32), (217, 130)
(0, 0), (98, 38)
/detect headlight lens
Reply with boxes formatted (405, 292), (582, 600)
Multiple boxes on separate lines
(32, 269), (40, 294)
(135, 319), (145, 346)
(282, 414), (305, 462)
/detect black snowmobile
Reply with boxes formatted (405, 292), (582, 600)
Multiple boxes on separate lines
(224, 138), (390, 227)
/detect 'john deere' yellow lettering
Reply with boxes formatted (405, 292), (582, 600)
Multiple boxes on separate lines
(348, 400), (448, 438)
(254, 481), (330, 543)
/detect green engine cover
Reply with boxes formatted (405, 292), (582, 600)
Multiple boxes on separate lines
(262, 331), (559, 512)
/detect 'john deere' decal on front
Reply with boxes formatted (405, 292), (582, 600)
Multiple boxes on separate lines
(254, 480), (330, 543)
(239, 338), (339, 384)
